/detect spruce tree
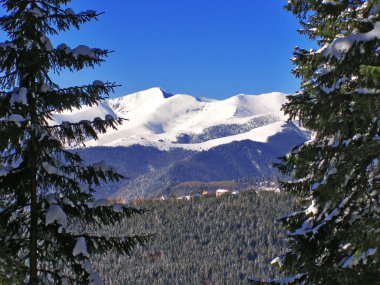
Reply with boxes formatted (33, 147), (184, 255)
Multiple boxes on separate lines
(251, 0), (380, 284)
(0, 1), (148, 284)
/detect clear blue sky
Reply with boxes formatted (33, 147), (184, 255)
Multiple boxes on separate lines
(26, 1), (315, 99)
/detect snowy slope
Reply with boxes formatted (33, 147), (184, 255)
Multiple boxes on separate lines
(53, 87), (294, 151)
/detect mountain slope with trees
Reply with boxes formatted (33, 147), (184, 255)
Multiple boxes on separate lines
(91, 191), (293, 285)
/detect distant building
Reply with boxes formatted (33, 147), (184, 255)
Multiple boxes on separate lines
(159, 195), (167, 201)
(176, 196), (191, 201)
(117, 198), (126, 204)
(216, 189), (230, 197)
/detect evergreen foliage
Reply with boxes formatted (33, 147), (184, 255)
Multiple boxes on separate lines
(360, 64), (380, 85)
(252, 1), (380, 284)
(89, 190), (292, 285)
(0, 1), (148, 284)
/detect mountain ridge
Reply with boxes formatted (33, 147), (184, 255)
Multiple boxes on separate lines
(56, 87), (309, 199)
(54, 87), (295, 151)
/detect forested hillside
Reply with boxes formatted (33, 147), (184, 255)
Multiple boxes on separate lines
(91, 190), (293, 284)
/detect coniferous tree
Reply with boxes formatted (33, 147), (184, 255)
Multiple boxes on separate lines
(251, 1), (380, 284)
(0, 1), (148, 284)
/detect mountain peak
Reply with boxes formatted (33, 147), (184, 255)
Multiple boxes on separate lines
(142, 87), (174, 99)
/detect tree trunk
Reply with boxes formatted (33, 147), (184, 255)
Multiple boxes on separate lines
(29, 174), (38, 284)
(29, 78), (38, 285)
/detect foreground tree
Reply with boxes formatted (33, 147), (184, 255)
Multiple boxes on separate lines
(0, 1), (148, 284)
(251, 0), (380, 284)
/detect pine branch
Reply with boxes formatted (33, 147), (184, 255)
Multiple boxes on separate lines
(47, 116), (124, 145)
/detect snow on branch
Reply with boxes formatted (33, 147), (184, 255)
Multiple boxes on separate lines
(42, 161), (64, 176)
(341, 248), (377, 268)
(0, 164), (12, 176)
(10, 87), (28, 107)
(55, 43), (106, 61)
(322, 0), (337, 5)
(72, 237), (89, 257)
(72, 45), (99, 60)
(291, 195), (351, 237)
(47, 115), (123, 146)
(0, 114), (26, 127)
(46, 205), (68, 228)
(88, 272), (103, 285)
(323, 22), (380, 61)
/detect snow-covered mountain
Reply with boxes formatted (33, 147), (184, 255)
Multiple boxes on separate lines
(57, 87), (310, 199)
(55, 87), (297, 151)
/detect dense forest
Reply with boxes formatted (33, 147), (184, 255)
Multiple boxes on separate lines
(90, 190), (293, 284)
